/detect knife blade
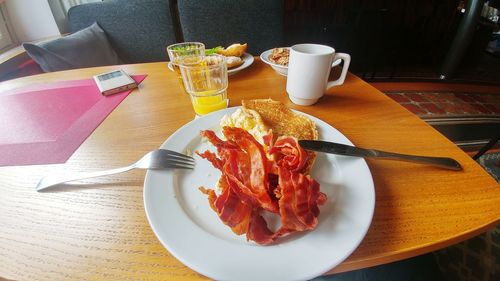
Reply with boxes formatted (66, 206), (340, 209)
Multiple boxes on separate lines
(298, 140), (462, 170)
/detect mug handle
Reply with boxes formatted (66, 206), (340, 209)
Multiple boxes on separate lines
(326, 53), (351, 88)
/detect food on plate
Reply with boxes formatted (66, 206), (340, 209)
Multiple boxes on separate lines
(220, 108), (269, 145)
(203, 54), (242, 69)
(242, 99), (318, 173)
(206, 43), (248, 69)
(197, 100), (326, 245)
(225, 56), (244, 68)
(242, 99), (318, 140)
(205, 46), (223, 55)
(269, 47), (289, 66)
(216, 43), (248, 57)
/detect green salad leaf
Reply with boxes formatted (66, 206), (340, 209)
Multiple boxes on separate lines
(205, 46), (223, 55)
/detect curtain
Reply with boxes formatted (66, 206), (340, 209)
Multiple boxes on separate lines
(48, 0), (101, 34)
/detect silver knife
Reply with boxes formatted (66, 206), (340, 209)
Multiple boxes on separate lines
(298, 140), (462, 171)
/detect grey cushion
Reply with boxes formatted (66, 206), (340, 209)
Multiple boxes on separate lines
(68, 0), (176, 63)
(177, 0), (284, 54)
(23, 23), (121, 72)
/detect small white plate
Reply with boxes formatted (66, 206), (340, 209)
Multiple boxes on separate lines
(167, 53), (254, 76)
(260, 48), (341, 76)
(144, 107), (375, 281)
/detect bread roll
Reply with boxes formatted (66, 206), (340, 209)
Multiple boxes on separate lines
(217, 43), (248, 57)
(226, 56), (244, 68)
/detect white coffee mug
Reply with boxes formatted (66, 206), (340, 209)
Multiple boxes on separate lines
(286, 44), (351, 106)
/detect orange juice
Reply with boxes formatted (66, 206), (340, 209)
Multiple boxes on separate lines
(179, 54), (228, 116)
(190, 89), (228, 115)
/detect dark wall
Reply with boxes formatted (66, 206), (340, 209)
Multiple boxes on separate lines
(283, 0), (464, 78)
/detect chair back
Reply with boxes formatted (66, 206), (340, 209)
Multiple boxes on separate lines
(68, 0), (177, 63)
(177, 0), (284, 54)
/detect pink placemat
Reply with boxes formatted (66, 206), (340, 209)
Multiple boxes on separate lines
(0, 74), (147, 166)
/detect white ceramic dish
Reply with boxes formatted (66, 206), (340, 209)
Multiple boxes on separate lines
(167, 53), (254, 76)
(260, 48), (342, 76)
(227, 52), (254, 76)
(143, 107), (375, 281)
(260, 48), (289, 76)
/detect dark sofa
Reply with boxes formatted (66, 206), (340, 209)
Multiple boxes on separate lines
(68, 0), (178, 63)
(67, 0), (284, 64)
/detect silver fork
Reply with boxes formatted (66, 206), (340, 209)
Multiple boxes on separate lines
(36, 149), (195, 192)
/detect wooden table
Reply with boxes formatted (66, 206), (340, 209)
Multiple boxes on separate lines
(0, 60), (498, 280)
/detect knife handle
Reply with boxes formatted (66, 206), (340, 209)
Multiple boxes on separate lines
(370, 149), (462, 170)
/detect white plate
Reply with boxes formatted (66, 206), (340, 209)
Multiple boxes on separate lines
(167, 53), (254, 76)
(260, 48), (342, 76)
(227, 52), (254, 76)
(144, 107), (375, 281)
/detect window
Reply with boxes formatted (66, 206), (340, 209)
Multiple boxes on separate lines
(0, 3), (15, 51)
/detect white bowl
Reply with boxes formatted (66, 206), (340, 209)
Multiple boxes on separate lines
(260, 48), (289, 76)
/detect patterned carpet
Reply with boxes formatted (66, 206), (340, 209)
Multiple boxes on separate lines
(433, 152), (500, 281)
(385, 92), (500, 118)
(478, 152), (500, 182)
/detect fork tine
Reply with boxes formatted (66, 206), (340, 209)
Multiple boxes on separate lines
(160, 149), (195, 162)
(163, 156), (196, 166)
(160, 152), (195, 168)
(167, 162), (195, 169)
(167, 154), (195, 164)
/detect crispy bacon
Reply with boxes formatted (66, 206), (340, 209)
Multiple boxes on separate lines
(269, 136), (309, 172)
(277, 167), (325, 232)
(199, 177), (252, 235)
(196, 150), (223, 170)
(198, 127), (327, 245)
(245, 168), (326, 245)
(262, 130), (274, 147)
(200, 130), (239, 150)
(247, 210), (276, 245)
(222, 127), (278, 213)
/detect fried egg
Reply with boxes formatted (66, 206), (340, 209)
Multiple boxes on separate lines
(220, 108), (269, 144)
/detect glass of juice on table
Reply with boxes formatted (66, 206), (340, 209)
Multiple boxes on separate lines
(166, 42), (205, 90)
(179, 54), (229, 116)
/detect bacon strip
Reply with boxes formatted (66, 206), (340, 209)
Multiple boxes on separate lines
(278, 167), (324, 231)
(200, 130), (238, 150)
(198, 128), (327, 245)
(247, 210), (276, 245)
(200, 177), (252, 235)
(245, 168), (326, 245)
(262, 130), (274, 147)
(269, 136), (309, 172)
(223, 127), (278, 213)
(196, 150), (223, 170)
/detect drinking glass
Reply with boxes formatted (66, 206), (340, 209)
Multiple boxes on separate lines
(166, 42), (205, 91)
(179, 54), (229, 116)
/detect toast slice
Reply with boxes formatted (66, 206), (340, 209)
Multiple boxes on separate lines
(242, 99), (318, 173)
